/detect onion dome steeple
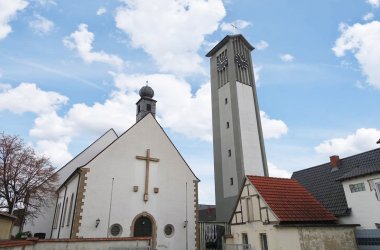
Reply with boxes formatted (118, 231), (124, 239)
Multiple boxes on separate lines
(136, 82), (157, 122)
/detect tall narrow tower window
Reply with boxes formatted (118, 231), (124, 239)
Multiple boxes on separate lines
(228, 149), (231, 157)
(226, 122), (230, 129)
(138, 105), (140, 112)
(147, 104), (151, 111)
(230, 178), (233, 185)
(225, 98), (228, 104)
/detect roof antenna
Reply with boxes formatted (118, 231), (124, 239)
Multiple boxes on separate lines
(146, 80), (149, 86)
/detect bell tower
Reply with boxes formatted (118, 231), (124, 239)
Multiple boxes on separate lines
(206, 35), (268, 222)
(136, 85), (157, 122)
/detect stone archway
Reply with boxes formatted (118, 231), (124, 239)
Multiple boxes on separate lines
(130, 212), (157, 250)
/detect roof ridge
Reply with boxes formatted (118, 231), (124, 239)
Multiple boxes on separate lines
(292, 147), (380, 174)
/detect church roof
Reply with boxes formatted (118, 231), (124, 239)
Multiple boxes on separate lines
(77, 113), (200, 182)
(292, 147), (380, 216)
(247, 176), (336, 223)
(55, 128), (118, 177)
(205, 34), (254, 57)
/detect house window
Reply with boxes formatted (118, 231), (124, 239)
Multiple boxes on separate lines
(62, 197), (68, 228)
(53, 202), (61, 229)
(109, 224), (123, 237)
(230, 178), (233, 186)
(164, 224), (175, 237)
(242, 233), (249, 250)
(375, 182), (380, 200)
(147, 104), (151, 111)
(225, 98), (228, 104)
(349, 182), (366, 193)
(260, 233), (268, 250)
(67, 193), (74, 226)
(228, 149), (231, 157)
(226, 122), (230, 128)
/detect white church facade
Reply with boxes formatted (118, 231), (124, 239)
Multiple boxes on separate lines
(24, 86), (200, 250)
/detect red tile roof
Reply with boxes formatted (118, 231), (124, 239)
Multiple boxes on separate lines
(247, 175), (336, 222)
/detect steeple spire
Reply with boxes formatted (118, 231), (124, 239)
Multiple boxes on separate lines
(136, 84), (157, 122)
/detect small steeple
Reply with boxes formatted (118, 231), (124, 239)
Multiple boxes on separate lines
(136, 82), (157, 122)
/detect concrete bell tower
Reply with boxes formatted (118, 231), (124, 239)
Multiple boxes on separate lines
(206, 34), (268, 222)
(136, 85), (157, 122)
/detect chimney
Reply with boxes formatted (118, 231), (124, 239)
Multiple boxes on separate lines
(330, 155), (340, 168)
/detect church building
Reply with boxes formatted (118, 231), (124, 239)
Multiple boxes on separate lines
(25, 86), (200, 250)
(206, 35), (269, 222)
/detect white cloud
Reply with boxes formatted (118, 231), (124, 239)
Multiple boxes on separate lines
(220, 19), (251, 33)
(0, 83), (68, 114)
(96, 7), (107, 16)
(268, 162), (291, 178)
(333, 21), (380, 89)
(35, 139), (73, 167)
(254, 40), (269, 50)
(280, 53), (294, 62)
(29, 14), (54, 34)
(4, 75), (287, 167)
(115, 0), (226, 75)
(315, 128), (380, 156)
(254, 65), (262, 83)
(34, 0), (56, 6)
(260, 111), (288, 139)
(0, 0), (28, 40)
(30, 112), (74, 140)
(363, 12), (374, 21)
(367, 0), (379, 8)
(63, 24), (124, 70)
(112, 73), (213, 141)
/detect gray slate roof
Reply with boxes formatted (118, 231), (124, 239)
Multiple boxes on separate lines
(337, 164), (380, 181)
(292, 147), (380, 217)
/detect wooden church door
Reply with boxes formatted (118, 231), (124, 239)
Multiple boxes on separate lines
(133, 216), (152, 237)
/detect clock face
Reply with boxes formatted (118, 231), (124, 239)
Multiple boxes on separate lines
(217, 54), (228, 71)
(235, 54), (248, 69)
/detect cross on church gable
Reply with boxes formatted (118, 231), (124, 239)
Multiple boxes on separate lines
(136, 149), (160, 202)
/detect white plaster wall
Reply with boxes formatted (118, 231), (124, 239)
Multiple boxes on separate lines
(51, 174), (79, 239)
(340, 173), (380, 229)
(218, 82), (238, 198)
(230, 223), (301, 250)
(7, 239), (150, 250)
(78, 115), (198, 250)
(23, 129), (117, 237)
(236, 82), (264, 176)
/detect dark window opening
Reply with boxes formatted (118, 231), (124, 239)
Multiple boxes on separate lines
(260, 233), (268, 250)
(147, 104), (151, 111)
(228, 149), (231, 157)
(225, 98), (228, 104)
(138, 105), (141, 112)
(227, 122), (230, 128)
(230, 178), (233, 186)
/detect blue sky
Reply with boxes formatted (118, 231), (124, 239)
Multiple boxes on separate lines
(1, 0), (380, 204)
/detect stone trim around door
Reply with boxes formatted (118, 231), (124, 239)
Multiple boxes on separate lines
(71, 168), (90, 238)
(130, 212), (157, 250)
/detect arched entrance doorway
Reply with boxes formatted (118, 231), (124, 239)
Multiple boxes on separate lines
(134, 216), (152, 237)
(131, 212), (157, 249)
